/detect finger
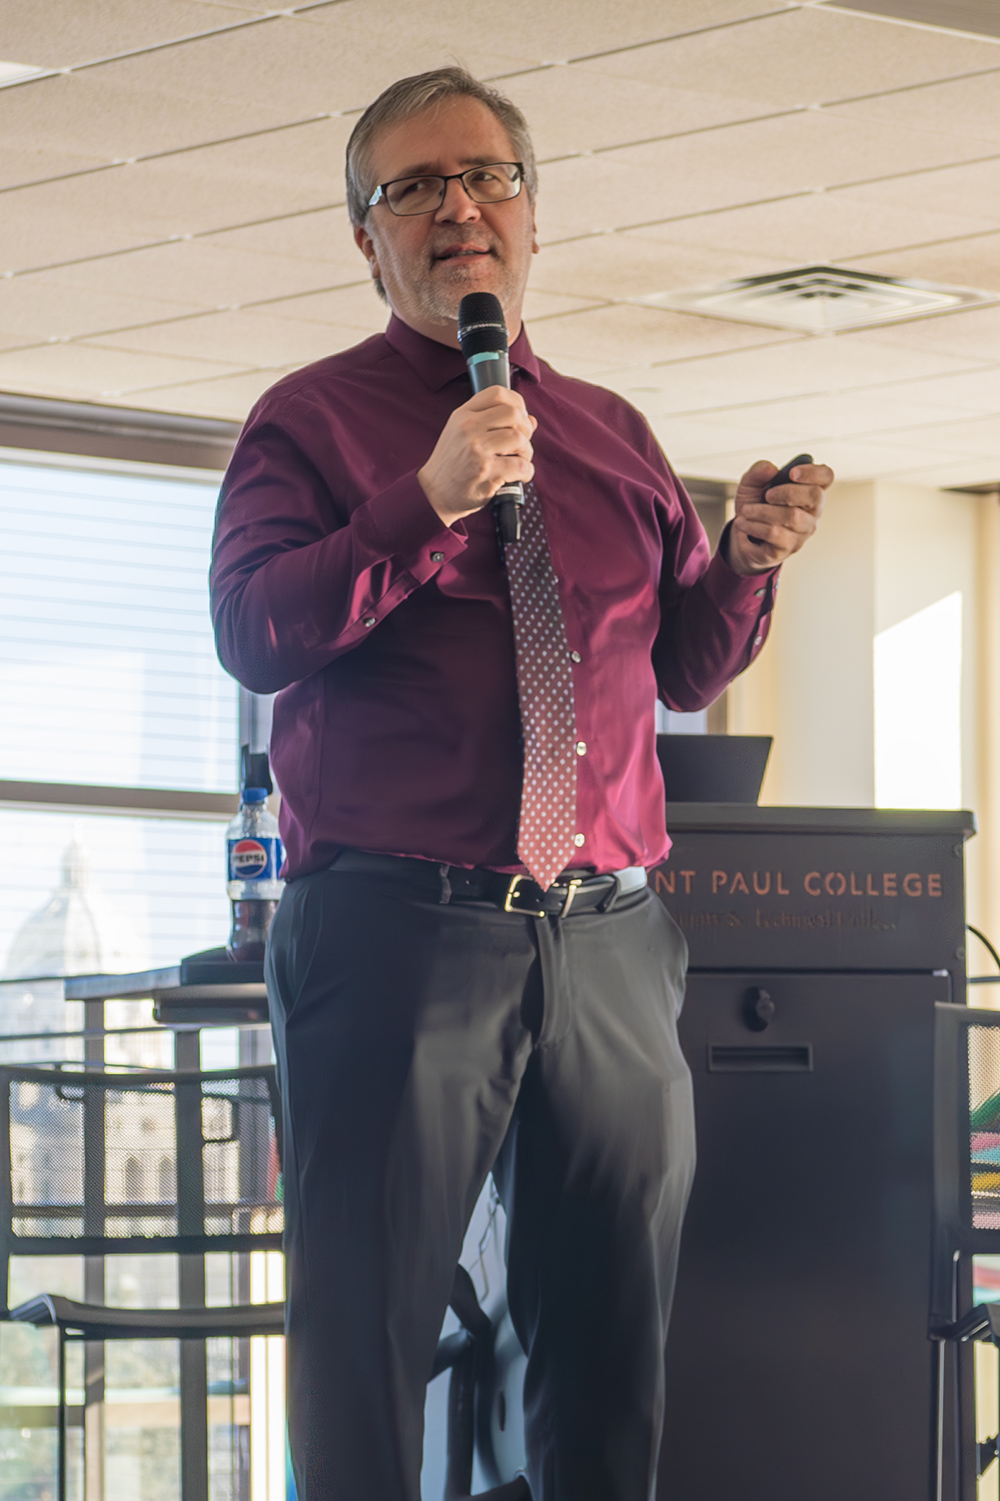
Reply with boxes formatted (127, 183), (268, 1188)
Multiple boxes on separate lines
(474, 457), (534, 501)
(781, 462), (833, 490)
(738, 459), (834, 494)
(733, 515), (813, 555)
(742, 488), (824, 521)
(465, 385), (528, 416)
(735, 507), (818, 542)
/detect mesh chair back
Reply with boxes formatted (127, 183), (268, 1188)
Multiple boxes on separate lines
(0, 1064), (283, 1305)
(933, 1006), (1000, 1323)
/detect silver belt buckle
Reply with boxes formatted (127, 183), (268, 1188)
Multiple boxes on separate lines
(503, 874), (547, 917)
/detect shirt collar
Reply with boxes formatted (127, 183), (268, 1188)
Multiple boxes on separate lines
(384, 312), (541, 392)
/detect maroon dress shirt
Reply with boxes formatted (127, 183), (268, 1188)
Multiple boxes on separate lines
(211, 315), (776, 880)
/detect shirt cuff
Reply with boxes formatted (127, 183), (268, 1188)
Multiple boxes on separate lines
(702, 525), (781, 613)
(351, 470), (468, 570)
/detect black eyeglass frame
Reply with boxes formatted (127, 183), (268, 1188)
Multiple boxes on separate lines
(367, 162), (525, 216)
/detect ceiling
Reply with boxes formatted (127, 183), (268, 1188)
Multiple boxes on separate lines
(1, 0), (999, 486)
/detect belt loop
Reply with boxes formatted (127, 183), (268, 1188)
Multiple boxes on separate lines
(438, 864), (452, 905)
(596, 874), (621, 914)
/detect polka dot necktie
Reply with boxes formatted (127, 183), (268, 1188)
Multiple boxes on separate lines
(504, 482), (579, 891)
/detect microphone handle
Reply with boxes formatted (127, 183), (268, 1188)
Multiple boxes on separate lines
(466, 350), (524, 544)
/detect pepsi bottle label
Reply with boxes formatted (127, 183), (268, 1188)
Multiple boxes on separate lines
(228, 836), (283, 883)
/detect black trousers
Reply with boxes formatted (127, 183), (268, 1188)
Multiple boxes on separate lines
(265, 865), (696, 1501)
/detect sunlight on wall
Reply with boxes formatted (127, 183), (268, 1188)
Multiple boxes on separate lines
(874, 592), (962, 810)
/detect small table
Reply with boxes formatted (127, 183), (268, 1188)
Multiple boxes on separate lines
(65, 949), (268, 1026)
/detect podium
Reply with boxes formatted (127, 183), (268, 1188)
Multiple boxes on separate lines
(654, 803), (976, 1501)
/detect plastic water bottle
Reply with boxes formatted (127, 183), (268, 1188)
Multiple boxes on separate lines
(226, 787), (284, 961)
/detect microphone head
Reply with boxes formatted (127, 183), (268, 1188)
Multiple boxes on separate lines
(458, 292), (508, 359)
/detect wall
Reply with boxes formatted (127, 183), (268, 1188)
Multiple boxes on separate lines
(727, 480), (1000, 968)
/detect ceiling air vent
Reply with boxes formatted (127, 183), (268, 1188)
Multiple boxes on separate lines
(638, 265), (997, 335)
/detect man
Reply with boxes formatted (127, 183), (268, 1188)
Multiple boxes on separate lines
(211, 67), (829, 1501)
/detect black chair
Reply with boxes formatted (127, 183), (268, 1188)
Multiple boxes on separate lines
(931, 1005), (1000, 1500)
(0, 1062), (286, 1501)
(0, 1061), (524, 1501)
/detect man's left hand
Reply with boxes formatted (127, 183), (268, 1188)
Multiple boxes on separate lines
(725, 459), (833, 576)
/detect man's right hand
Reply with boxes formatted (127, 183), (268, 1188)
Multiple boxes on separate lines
(418, 386), (537, 527)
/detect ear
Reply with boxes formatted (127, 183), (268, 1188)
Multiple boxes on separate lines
(531, 199), (540, 256)
(354, 221), (380, 281)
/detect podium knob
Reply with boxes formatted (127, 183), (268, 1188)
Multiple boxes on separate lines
(744, 987), (775, 1031)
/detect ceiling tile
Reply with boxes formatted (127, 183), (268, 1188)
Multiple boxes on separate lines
(877, 414), (1000, 459)
(1, 142), (110, 189)
(20, 241), (340, 311)
(531, 234), (779, 302)
(828, 301), (1000, 358)
(843, 232), (1000, 292)
(529, 302), (787, 368)
(652, 413), (798, 458)
(505, 66), (777, 162)
(828, 69), (1000, 150)
(625, 186), (998, 267)
(599, 334), (980, 411)
(97, 307), (367, 366)
(121, 365), (314, 421)
(581, 4), (1000, 103)
(0, 0), (269, 69)
(874, 458), (1000, 486)
(198, 207), (356, 268)
(258, 282), (387, 331)
(850, 364), (1000, 413)
(535, 110), (987, 241)
(664, 387), (981, 445)
(63, 0), (771, 136)
(0, 278), (205, 342)
(659, 433), (973, 482)
(830, 157), (1000, 224)
(521, 288), (606, 321)
(0, 206), (158, 273)
(21, 13), (503, 136)
(295, 0), (778, 69)
(0, 342), (245, 401)
(0, 70), (293, 175)
(1, 119), (348, 266)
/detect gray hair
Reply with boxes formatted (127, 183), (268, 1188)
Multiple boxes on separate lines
(345, 66), (538, 228)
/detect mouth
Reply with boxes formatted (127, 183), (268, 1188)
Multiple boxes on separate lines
(433, 245), (495, 264)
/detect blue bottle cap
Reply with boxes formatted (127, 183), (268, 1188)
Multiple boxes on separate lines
(241, 787), (269, 803)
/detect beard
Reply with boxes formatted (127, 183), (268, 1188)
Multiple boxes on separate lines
(416, 250), (523, 326)
(371, 214), (535, 333)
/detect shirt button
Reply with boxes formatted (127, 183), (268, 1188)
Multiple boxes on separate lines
(569, 650), (582, 663)
(754, 588), (766, 598)
(363, 616), (377, 628)
(573, 833), (586, 847)
(431, 551), (445, 562)
(576, 741), (587, 756)
(753, 635), (763, 646)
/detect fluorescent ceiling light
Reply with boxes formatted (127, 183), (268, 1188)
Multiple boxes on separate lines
(0, 60), (44, 86)
(825, 1), (1000, 41)
(636, 265), (999, 335)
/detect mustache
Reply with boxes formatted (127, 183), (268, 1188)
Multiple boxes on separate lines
(429, 234), (499, 260)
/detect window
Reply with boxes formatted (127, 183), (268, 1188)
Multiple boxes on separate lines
(0, 450), (239, 975)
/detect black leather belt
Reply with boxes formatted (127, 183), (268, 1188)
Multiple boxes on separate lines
(329, 850), (647, 917)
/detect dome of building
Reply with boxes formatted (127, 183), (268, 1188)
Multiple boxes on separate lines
(3, 837), (147, 979)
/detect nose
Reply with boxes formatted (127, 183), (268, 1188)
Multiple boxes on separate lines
(434, 176), (482, 224)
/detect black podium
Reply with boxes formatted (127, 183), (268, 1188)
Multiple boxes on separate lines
(654, 803), (976, 1501)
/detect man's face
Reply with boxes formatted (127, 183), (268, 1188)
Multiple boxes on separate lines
(354, 95), (539, 347)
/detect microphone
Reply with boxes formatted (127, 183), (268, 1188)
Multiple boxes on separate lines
(457, 292), (524, 544)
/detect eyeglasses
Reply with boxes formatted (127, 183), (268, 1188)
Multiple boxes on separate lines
(367, 161), (525, 217)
